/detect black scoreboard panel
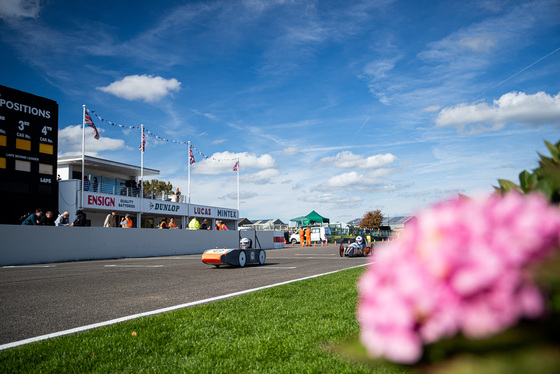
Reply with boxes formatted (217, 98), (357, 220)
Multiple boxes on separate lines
(0, 85), (58, 224)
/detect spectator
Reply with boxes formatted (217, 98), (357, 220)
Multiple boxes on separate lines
(21, 209), (43, 225)
(200, 219), (209, 230)
(214, 220), (228, 230)
(92, 177), (98, 192)
(169, 217), (178, 229)
(122, 214), (133, 228)
(175, 187), (181, 202)
(188, 217), (199, 230)
(83, 176), (89, 191)
(104, 211), (117, 227)
(55, 211), (70, 226)
(71, 210), (87, 226)
(40, 211), (55, 226)
(120, 217), (126, 228)
(158, 217), (168, 229)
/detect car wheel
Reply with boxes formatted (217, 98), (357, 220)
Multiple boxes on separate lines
(238, 250), (246, 267)
(339, 244), (344, 257)
(258, 250), (266, 265)
(291, 238), (297, 245)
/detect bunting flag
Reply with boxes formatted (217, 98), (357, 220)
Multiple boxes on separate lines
(189, 147), (195, 165)
(86, 108), (241, 162)
(140, 131), (146, 153)
(85, 110), (100, 140)
(233, 161), (239, 172)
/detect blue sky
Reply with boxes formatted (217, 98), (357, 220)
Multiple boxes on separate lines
(1, 0), (559, 224)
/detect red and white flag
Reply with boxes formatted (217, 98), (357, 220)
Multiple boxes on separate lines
(233, 161), (239, 172)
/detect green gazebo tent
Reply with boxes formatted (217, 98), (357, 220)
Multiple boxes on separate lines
(290, 210), (329, 227)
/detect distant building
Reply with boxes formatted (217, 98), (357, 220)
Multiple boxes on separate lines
(347, 216), (416, 233)
(243, 219), (286, 231)
(57, 155), (239, 229)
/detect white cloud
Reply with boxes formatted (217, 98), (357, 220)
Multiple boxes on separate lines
(283, 147), (299, 155)
(58, 125), (127, 156)
(193, 152), (277, 175)
(435, 91), (560, 132)
(241, 169), (280, 184)
(316, 151), (397, 169)
(314, 168), (395, 192)
(422, 105), (441, 112)
(303, 193), (362, 205)
(97, 75), (181, 102)
(0, 0), (40, 20)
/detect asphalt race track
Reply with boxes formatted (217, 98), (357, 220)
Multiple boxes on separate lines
(0, 244), (371, 347)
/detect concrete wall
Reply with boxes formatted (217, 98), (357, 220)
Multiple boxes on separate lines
(0, 226), (280, 266)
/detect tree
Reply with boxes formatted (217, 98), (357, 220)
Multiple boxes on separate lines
(359, 209), (383, 230)
(142, 179), (173, 197)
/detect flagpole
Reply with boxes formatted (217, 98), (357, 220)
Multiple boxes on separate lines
(81, 105), (86, 210)
(138, 124), (144, 228)
(187, 141), (191, 204)
(237, 158), (240, 214)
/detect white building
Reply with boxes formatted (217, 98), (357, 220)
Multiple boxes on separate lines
(57, 155), (238, 230)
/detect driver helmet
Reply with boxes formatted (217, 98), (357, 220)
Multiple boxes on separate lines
(356, 236), (363, 245)
(240, 238), (251, 249)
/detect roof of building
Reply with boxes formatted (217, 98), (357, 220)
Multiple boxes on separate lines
(58, 155), (159, 177)
(251, 219), (285, 225)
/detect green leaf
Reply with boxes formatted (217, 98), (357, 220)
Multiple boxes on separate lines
(519, 170), (537, 192)
(544, 140), (560, 163)
(496, 179), (522, 193)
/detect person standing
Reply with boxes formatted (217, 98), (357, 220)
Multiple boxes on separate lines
(104, 211), (117, 227)
(169, 217), (178, 229)
(299, 227), (305, 247)
(158, 217), (168, 229)
(22, 209), (43, 225)
(218, 220), (229, 230)
(175, 187), (181, 202)
(83, 176), (89, 191)
(92, 177), (99, 192)
(123, 214), (133, 228)
(199, 219), (209, 230)
(189, 217), (200, 230)
(305, 227), (311, 247)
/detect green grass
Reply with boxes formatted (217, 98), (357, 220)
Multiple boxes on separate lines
(0, 267), (407, 373)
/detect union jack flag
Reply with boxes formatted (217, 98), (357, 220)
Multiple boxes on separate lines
(189, 148), (195, 165)
(85, 110), (100, 140)
(233, 161), (239, 172)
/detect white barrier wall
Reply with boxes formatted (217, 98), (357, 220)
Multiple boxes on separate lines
(0, 226), (281, 266)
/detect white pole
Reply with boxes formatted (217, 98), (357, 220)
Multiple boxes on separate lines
(140, 124), (144, 228)
(81, 105), (86, 209)
(237, 158), (240, 214)
(187, 141), (191, 204)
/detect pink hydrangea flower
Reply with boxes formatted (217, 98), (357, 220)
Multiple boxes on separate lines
(357, 192), (560, 364)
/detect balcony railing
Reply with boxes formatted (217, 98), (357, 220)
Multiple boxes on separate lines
(81, 183), (184, 203)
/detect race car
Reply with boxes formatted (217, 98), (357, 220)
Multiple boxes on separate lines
(339, 236), (373, 257)
(201, 237), (266, 267)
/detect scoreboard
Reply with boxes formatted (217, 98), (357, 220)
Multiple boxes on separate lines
(0, 85), (58, 224)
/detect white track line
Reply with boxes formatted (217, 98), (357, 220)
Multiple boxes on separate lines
(0, 264), (368, 351)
